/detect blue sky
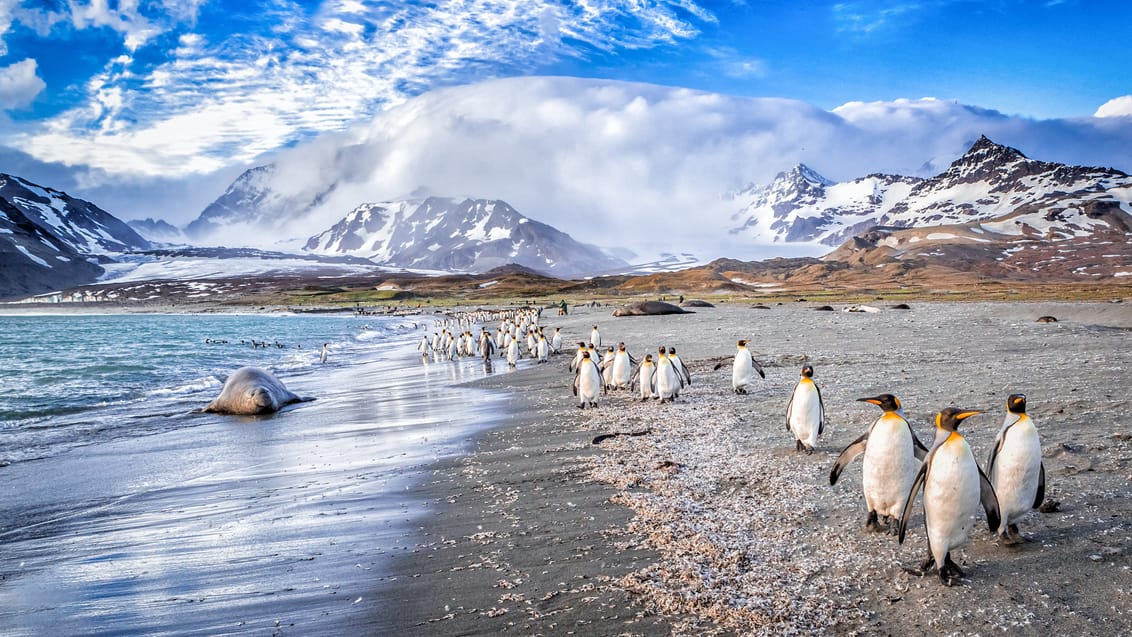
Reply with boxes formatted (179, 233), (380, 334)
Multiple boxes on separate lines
(0, 0), (1129, 227)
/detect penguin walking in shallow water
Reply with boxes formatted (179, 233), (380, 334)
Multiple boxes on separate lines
(572, 350), (604, 409)
(986, 394), (1045, 545)
(899, 407), (1001, 586)
(830, 394), (929, 533)
(786, 364), (824, 454)
(731, 340), (765, 394)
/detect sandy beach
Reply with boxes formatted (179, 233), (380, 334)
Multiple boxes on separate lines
(380, 300), (1131, 635)
(1, 299), (1129, 636)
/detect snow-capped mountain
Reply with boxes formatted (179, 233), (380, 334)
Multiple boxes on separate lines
(304, 196), (627, 277)
(184, 164), (333, 242)
(731, 136), (1132, 247)
(0, 174), (151, 298)
(128, 217), (184, 243)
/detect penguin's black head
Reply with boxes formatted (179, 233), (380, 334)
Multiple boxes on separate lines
(668, 347), (676, 354)
(644, 354), (653, 362)
(858, 394), (901, 412)
(1007, 394), (1027, 414)
(618, 343), (626, 351)
(936, 407), (983, 432)
(737, 339), (747, 347)
(658, 345), (666, 353)
(801, 365), (814, 378)
(582, 351), (591, 359)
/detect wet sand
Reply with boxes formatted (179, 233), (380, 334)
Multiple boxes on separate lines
(0, 333), (509, 636)
(382, 300), (1131, 634)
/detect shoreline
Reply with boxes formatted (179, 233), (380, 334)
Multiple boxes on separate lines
(370, 300), (1131, 634)
(2, 300), (1129, 634)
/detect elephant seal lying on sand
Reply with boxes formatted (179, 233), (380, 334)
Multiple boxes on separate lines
(203, 366), (308, 415)
(611, 301), (690, 317)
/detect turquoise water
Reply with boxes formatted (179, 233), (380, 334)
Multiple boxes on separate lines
(0, 310), (514, 635)
(0, 312), (421, 464)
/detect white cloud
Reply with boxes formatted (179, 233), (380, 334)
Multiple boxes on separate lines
(14, 1), (718, 177)
(0, 58), (45, 109)
(1095, 95), (1132, 118)
(182, 76), (1132, 260)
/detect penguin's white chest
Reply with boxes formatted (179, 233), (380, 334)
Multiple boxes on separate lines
(788, 381), (822, 445)
(732, 351), (754, 387)
(862, 416), (919, 518)
(578, 364), (602, 401)
(992, 419), (1042, 524)
(924, 438), (981, 556)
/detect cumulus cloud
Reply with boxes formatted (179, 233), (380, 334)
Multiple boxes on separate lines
(0, 58), (45, 109)
(1095, 95), (1132, 118)
(202, 76), (1132, 260)
(14, 0), (719, 178)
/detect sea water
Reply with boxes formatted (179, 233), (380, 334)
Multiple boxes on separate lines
(0, 311), (512, 635)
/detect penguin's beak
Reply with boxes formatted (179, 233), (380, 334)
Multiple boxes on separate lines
(857, 396), (882, 406)
(954, 409), (984, 421)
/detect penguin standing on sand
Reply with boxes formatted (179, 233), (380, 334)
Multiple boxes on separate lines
(654, 348), (683, 403)
(830, 394), (929, 533)
(986, 394), (1045, 545)
(609, 343), (636, 390)
(600, 346), (616, 388)
(667, 347), (692, 387)
(731, 340), (765, 394)
(573, 350), (604, 409)
(899, 407), (1001, 586)
(786, 364), (824, 454)
(320, 343), (329, 364)
(550, 327), (562, 354)
(590, 325), (602, 350)
(631, 354), (657, 400)
(536, 333), (550, 364)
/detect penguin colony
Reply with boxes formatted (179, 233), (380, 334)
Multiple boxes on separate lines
(427, 307), (1045, 587)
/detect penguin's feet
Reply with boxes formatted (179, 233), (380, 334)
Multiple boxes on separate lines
(864, 511), (881, 532)
(804, 445), (815, 456)
(902, 556), (936, 577)
(939, 554), (965, 585)
(999, 525), (1025, 547)
(795, 440), (804, 452)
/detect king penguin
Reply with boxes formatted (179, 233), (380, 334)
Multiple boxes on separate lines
(572, 350), (604, 409)
(631, 354), (657, 401)
(786, 364), (824, 454)
(986, 394), (1045, 545)
(898, 407), (1001, 586)
(830, 394), (929, 533)
(731, 340), (765, 394)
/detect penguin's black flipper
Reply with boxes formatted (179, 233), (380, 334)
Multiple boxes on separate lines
(909, 422), (930, 461)
(986, 415), (1019, 477)
(816, 384), (826, 436)
(898, 459), (930, 544)
(978, 466), (1002, 533)
(785, 383), (797, 432)
(1033, 462), (1046, 509)
(829, 432), (868, 485)
(750, 354), (765, 379)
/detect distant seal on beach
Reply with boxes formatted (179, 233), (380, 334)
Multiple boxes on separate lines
(680, 300), (715, 308)
(1036, 316), (1058, 323)
(611, 301), (689, 316)
(203, 367), (308, 415)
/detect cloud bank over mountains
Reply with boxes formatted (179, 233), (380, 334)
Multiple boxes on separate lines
(207, 76), (1132, 260)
